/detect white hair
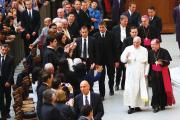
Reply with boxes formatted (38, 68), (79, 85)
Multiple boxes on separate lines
(44, 63), (54, 72)
(133, 36), (141, 43)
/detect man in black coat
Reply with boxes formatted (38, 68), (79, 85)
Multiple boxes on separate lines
(148, 6), (162, 42)
(93, 22), (117, 98)
(0, 44), (14, 119)
(41, 89), (62, 120)
(21, 0), (40, 57)
(37, 71), (53, 120)
(73, 26), (95, 70)
(122, 1), (141, 27)
(43, 35), (59, 70)
(112, 15), (130, 90)
(74, 80), (104, 120)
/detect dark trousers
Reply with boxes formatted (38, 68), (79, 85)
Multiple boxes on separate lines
(177, 40), (180, 50)
(99, 64), (115, 97)
(0, 83), (11, 117)
(115, 63), (126, 89)
(23, 34), (38, 57)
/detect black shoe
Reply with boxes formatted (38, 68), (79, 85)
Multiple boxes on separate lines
(135, 107), (142, 112)
(128, 108), (135, 114)
(160, 106), (165, 110)
(115, 85), (119, 91)
(109, 91), (114, 96)
(153, 107), (159, 113)
(6, 113), (11, 118)
(101, 97), (105, 101)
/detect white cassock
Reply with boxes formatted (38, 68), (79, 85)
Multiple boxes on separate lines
(121, 45), (149, 107)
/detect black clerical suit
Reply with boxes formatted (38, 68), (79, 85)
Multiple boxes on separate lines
(93, 31), (116, 96)
(138, 25), (158, 50)
(74, 92), (104, 120)
(0, 54), (14, 117)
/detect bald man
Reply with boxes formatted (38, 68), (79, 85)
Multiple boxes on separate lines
(74, 80), (104, 120)
(121, 36), (149, 114)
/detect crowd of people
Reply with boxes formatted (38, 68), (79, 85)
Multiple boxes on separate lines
(0, 0), (178, 120)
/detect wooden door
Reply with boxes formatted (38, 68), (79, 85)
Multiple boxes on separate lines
(125, 0), (177, 33)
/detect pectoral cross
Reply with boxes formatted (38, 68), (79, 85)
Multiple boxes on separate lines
(155, 61), (158, 66)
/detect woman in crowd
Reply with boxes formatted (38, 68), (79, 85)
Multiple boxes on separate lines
(54, 89), (76, 120)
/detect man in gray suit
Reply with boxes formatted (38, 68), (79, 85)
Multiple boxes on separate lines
(173, 0), (180, 53)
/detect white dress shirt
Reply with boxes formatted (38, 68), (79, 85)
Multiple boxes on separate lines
(128, 9), (132, 16)
(83, 92), (91, 105)
(0, 54), (6, 76)
(100, 32), (106, 38)
(27, 9), (33, 18)
(120, 25), (126, 42)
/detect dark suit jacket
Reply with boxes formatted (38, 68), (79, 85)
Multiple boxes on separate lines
(74, 92), (104, 120)
(149, 16), (162, 41)
(93, 31), (116, 65)
(41, 103), (62, 120)
(73, 36), (95, 64)
(74, 9), (92, 29)
(55, 102), (76, 120)
(43, 47), (59, 70)
(123, 11), (141, 27)
(68, 21), (80, 39)
(21, 9), (40, 39)
(0, 54), (14, 85)
(112, 25), (130, 61)
(37, 83), (49, 119)
(112, 0), (126, 24)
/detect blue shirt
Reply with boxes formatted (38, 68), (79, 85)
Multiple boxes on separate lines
(0, 0), (6, 14)
(88, 7), (102, 29)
